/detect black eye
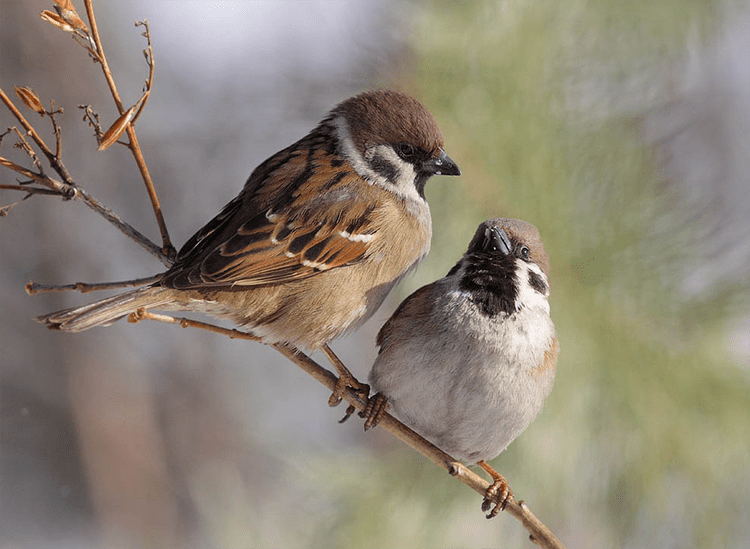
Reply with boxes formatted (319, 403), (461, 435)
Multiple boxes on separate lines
(517, 245), (530, 260)
(396, 143), (415, 159)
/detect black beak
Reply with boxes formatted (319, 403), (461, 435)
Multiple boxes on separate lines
(483, 227), (512, 255)
(422, 149), (461, 177)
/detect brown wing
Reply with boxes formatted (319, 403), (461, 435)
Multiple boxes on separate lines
(376, 283), (437, 352)
(163, 128), (378, 289)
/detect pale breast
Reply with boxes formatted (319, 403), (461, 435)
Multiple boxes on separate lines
(372, 283), (556, 463)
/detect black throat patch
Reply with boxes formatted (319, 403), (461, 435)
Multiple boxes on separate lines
(457, 252), (518, 317)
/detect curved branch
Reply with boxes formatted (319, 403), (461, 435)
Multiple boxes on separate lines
(130, 310), (567, 549)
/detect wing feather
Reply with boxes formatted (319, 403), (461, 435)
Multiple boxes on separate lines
(162, 128), (378, 290)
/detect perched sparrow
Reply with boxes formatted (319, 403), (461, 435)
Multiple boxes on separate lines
(38, 90), (460, 387)
(366, 218), (558, 517)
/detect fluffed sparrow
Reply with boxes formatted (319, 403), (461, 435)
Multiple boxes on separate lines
(38, 90), (460, 396)
(366, 218), (558, 517)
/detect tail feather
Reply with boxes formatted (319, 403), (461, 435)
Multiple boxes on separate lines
(37, 287), (173, 332)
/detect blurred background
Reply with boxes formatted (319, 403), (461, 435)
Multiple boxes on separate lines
(2, 0), (749, 548)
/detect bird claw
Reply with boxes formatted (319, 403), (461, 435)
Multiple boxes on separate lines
(327, 372), (369, 408)
(322, 343), (368, 409)
(360, 392), (388, 431)
(478, 460), (513, 518)
(338, 404), (357, 423)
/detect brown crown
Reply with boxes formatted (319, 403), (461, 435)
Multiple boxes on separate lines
(470, 218), (551, 279)
(332, 90), (445, 157)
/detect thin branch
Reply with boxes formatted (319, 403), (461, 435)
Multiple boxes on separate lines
(0, 193), (32, 217)
(79, 104), (103, 142)
(0, 87), (73, 184)
(129, 310), (567, 549)
(74, 188), (171, 265)
(0, 162), (74, 198)
(26, 274), (161, 295)
(9, 126), (44, 174)
(0, 159), (42, 181)
(82, 0), (175, 260)
(0, 95), (170, 264)
(48, 101), (64, 158)
(132, 20), (154, 125)
(0, 162), (168, 264)
(0, 183), (61, 196)
(1, 184), (62, 216)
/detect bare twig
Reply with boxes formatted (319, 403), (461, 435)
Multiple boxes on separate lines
(0, 183), (62, 216)
(1, 88), (170, 264)
(0, 193), (32, 217)
(132, 20), (154, 125)
(9, 126), (44, 173)
(26, 275), (161, 295)
(1, 179), (165, 264)
(0, 159), (42, 181)
(129, 310), (566, 549)
(0, 166), (167, 265)
(0, 183), (61, 196)
(0, 87), (73, 183)
(81, 0), (175, 260)
(79, 104), (103, 142)
(47, 101), (64, 158)
(128, 309), (262, 342)
(74, 187), (170, 265)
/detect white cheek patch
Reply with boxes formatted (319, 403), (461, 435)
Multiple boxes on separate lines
(368, 144), (421, 203)
(331, 115), (423, 205)
(515, 261), (550, 314)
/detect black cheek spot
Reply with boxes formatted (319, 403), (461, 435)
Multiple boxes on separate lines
(369, 154), (399, 183)
(528, 270), (548, 294)
(330, 157), (345, 168)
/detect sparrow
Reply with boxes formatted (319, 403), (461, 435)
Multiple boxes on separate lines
(37, 90), (460, 397)
(365, 218), (558, 517)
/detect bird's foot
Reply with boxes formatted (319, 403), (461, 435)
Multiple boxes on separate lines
(360, 392), (388, 431)
(478, 460), (513, 518)
(322, 344), (369, 408)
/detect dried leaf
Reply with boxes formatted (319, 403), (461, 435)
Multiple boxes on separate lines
(0, 156), (16, 169)
(40, 10), (74, 32)
(53, 0), (75, 10)
(98, 106), (136, 151)
(53, 0), (87, 31)
(14, 86), (45, 115)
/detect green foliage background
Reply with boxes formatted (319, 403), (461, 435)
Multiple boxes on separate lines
(304, 1), (750, 547)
